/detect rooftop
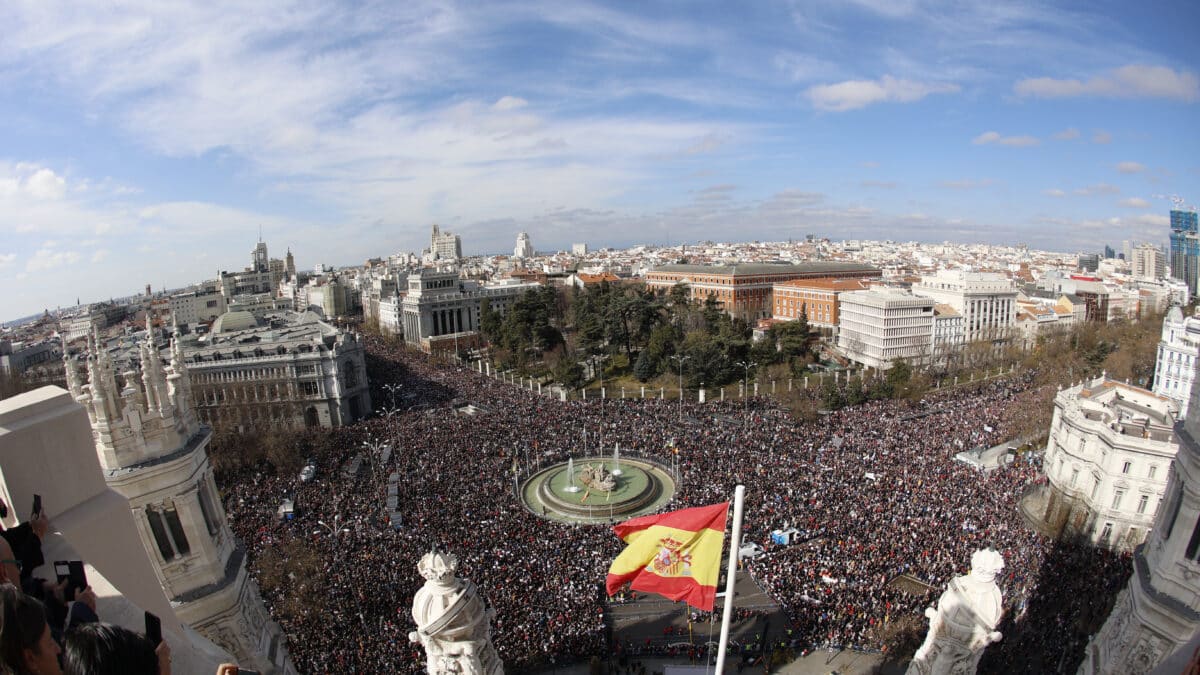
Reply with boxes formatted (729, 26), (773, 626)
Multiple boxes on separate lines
(651, 261), (879, 276)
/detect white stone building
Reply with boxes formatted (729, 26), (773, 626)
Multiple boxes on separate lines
(63, 323), (294, 673)
(836, 289), (934, 369)
(429, 224), (462, 261)
(1080, 368), (1200, 673)
(513, 232), (535, 259)
(930, 304), (963, 364)
(1153, 306), (1200, 417)
(182, 311), (371, 430)
(1132, 243), (1167, 281)
(168, 290), (227, 326)
(1034, 377), (1179, 551)
(399, 269), (540, 350)
(912, 270), (1017, 343)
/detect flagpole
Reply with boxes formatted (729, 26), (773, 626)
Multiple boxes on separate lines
(714, 484), (745, 673)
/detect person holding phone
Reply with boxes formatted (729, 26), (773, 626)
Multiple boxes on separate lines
(0, 495), (50, 583)
(60, 623), (167, 675)
(0, 585), (63, 675)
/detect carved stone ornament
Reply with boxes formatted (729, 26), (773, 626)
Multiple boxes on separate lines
(906, 549), (1005, 675)
(410, 550), (503, 675)
(579, 463), (616, 492)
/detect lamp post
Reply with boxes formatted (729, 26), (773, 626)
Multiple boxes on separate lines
(735, 360), (756, 428)
(669, 354), (690, 421)
(382, 382), (403, 410)
(362, 435), (388, 483)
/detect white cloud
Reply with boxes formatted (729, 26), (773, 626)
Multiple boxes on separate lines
(25, 248), (81, 272)
(1052, 127), (1079, 140)
(1091, 130), (1112, 144)
(1135, 214), (1169, 227)
(24, 168), (66, 199)
(491, 96), (528, 111)
(1074, 183), (1120, 196)
(940, 178), (994, 190)
(971, 131), (1040, 147)
(1043, 188), (1066, 197)
(1116, 161), (1146, 174)
(1119, 197), (1150, 208)
(804, 75), (959, 112)
(90, 249), (110, 263)
(1015, 65), (1200, 101)
(0, 253), (15, 268)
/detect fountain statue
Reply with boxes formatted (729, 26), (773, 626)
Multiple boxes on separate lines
(906, 548), (1005, 675)
(409, 550), (504, 675)
(579, 463), (617, 492)
(563, 457), (581, 492)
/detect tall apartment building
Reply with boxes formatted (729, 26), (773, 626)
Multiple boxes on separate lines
(646, 262), (880, 323)
(430, 224), (463, 261)
(1030, 376), (1178, 552)
(1153, 306), (1200, 416)
(1080, 367), (1200, 673)
(64, 324), (294, 673)
(836, 289), (934, 369)
(1132, 243), (1167, 281)
(911, 270), (1017, 343)
(1170, 209), (1200, 295)
(400, 269), (540, 351)
(513, 232), (535, 259)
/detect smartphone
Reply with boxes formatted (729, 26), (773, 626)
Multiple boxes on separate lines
(54, 561), (70, 585)
(144, 611), (162, 646)
(31, 494), (41, 518)
(68, 560), (87, 592)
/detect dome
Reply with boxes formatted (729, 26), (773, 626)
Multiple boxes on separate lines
(211, 310), (260, 334)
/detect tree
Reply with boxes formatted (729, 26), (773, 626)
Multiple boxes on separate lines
(480, 298), (500, 341)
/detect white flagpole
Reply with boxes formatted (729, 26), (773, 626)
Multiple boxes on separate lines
(714, 484), (745, 673)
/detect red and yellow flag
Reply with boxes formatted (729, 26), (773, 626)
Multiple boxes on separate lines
(605, 502), (729, 611)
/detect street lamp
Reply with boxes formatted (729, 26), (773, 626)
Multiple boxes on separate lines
(669, 354), (690, 421)
(735, 360), (756, 427)
(383, 382), (403, 410)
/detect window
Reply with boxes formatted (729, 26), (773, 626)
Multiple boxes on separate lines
(1111, 490), (1124, 511)
(1091, 479), (1100, 500)
(1122, 461), (1131, 475)
(197, 482), (220, 536)
(1165, 484), (1184, 540)
(1100, 522), (1113, 542)
(1149, 465), (1158, 480)
(1070, 468), (1079, 487)
(146, 502), (190, 561)
(1137, 495), (1149, 515)
(1187, 516), (1200, 561)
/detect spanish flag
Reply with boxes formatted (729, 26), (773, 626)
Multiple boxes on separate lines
(605, 502), (729, 611)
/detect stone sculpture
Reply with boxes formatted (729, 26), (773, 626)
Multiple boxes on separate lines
(579, 463), (617, 492)
(906, 548), (1005, 675)
(410, 550), (504, 675)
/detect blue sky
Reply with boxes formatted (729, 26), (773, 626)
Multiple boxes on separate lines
(1, 0), (1198, 321)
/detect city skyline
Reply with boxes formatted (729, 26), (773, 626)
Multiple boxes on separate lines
(1, 0), (1198, 321)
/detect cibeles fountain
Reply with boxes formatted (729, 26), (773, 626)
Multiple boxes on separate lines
(410, 549), (504, 675)
(906, 548), (1006, 675)
(519, 446), (676, 524)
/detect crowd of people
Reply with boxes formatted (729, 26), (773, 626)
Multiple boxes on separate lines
(216, 335), (1134, 673)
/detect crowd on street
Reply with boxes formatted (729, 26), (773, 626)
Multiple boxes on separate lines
(218, 335), (1132, 673)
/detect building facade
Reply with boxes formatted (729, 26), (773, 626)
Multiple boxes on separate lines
(1153, 306), (1200, 417)
(430, 224), (463, 261)
(912, 270), (1017, 343)
(1033, 377), (1178, 552)
(1079, 367), (1200, 674)
(1170, 209), (1200, 296)
(183, 311), (371, 431)
(646, 262), (880, 323)
(513, 232), (534, 259)
(64, 324), (294, 673)
(931, 304), (964, 364)
(771, 277), (871, 333)
(1132, 244), (1167, 282)
(399, 269), (539, 350)
(835, 289), (934, 370)
(168, 290), (227, 326)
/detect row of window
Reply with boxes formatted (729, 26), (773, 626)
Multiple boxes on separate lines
(144, 480), (221, 562)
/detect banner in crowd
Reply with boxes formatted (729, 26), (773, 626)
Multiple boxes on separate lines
(605, 501), (729, 611)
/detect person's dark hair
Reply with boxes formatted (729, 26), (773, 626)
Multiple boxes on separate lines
(0, 584), (49, 674)
(62, 622), (159, 675)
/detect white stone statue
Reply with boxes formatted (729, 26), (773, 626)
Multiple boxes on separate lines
(409, 550), (504, 675)
(906, 548), (1005, 675)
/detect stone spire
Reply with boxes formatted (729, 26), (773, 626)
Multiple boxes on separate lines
(66, 315), (294, 674)
(410, 550), (504, 675)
